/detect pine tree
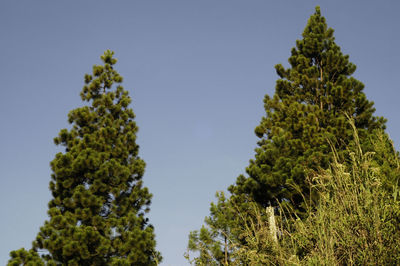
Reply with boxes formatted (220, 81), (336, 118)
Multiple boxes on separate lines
(229, 6), (386, 215)
(8, 50), (161, 265)
(186, 192), (237, 265)
(188, 7), (389, 264)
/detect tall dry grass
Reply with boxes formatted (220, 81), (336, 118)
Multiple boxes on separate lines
(231, 127), (400, 265)
(187, 123), (400, 265)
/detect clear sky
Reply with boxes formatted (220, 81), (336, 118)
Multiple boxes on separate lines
(1, 1), (399, 265)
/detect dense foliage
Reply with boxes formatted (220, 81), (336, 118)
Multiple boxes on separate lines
(212, 127), (400, 265)
(188, 124), (400, 265)
(277, 129), (400, 265)
(229, 6), (385, 215)
(8, 51), (161, 265)
(188, 6), (395, 265)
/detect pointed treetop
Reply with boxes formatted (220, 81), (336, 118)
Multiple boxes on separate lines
(101, 49), (118, 65)
(81, 50), (124, 101)
(315, 5), (321, 15)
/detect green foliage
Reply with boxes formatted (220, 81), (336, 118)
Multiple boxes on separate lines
(188, 125), (400, 265)
(189, 6), (393, 264)
(186, 192), (238, 265)
(285, 126), (400, 265)
(8, 248), (45, 266)
(282, 139), (400, 265)
(8, 51), (161, 265)
(229, 6), (386, 215)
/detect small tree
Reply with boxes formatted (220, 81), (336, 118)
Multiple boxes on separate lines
(186, 192), (238, 265)
(9, 51), (161, 265)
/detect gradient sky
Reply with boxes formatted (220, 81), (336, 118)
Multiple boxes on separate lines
(1, 1), (399, 265)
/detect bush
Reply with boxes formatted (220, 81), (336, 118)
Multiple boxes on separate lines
(189, 124), (400, 265)
(233, 127), (400, 265)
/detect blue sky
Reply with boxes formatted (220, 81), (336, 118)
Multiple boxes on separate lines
(1, 1), (399, 265)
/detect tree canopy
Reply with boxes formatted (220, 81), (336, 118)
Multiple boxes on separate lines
(229, 6), (386, 214)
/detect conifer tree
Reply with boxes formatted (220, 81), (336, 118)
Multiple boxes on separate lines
(229, 6), (385, 214)
(188, 6), (389, 264)
(186, 192), (237, 265)
(8, 50), (161, 265)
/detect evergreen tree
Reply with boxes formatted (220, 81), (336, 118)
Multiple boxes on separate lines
(229, 6), (385, 215)
(188, 6), (389, 264)
(8, 50), (161, 265)
(186, 192), (238, 265)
